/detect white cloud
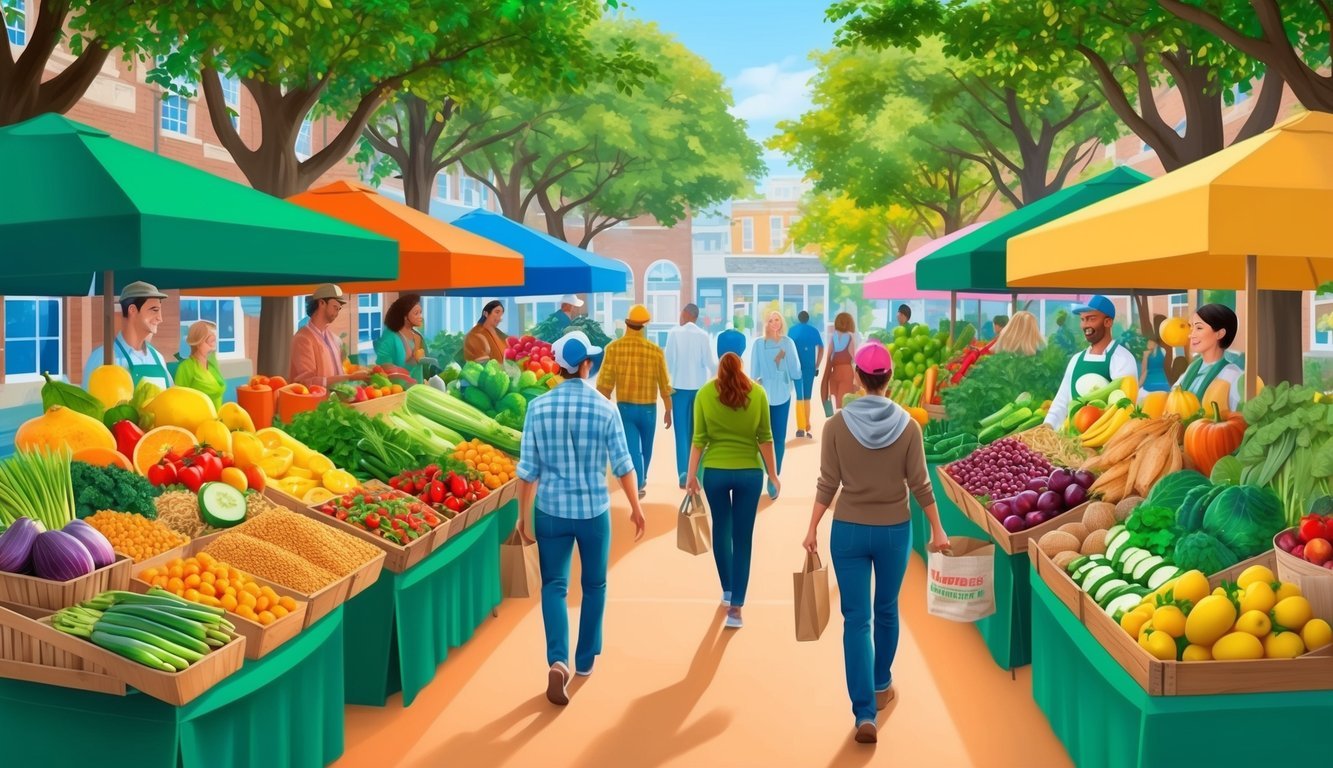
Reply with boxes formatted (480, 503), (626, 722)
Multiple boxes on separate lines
(729, 59), (815, 123)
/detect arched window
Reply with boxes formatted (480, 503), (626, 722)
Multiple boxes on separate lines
(645, 261), (681, 326)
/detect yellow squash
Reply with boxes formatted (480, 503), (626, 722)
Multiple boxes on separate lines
(1184, 595), (1236, 646)
(1212, 632), (1264, 660)
(194, 420), (233, 455)
(1165, 387), (1201, 419)
(218, 402), (256, 433)
(139, 386), (218, 432)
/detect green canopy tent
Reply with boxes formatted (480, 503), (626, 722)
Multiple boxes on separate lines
(0, 115), (398, 365)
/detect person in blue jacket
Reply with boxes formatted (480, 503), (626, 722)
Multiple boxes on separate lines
(748, 311), (802, 500)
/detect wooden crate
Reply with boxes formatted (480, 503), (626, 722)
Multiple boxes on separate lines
(1080, 550), (1333, 696)
(0, 555), (133, 611)
(924, 404), (947, 422)
(1028, 546), (1085, 622)
(0, 601), (244, 705)
(462, 479), (516, 530)
(0, 602), (124, 696)
(346, 390), (408, 416)
(295, 504), (433, 574)
(983, 502), (1091, 556)
(126, 543), (309, 660)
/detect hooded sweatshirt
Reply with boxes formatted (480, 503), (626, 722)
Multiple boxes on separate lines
(815, 395), (935, 526)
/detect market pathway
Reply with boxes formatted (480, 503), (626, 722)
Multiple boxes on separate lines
(340, 404), (1073, 768)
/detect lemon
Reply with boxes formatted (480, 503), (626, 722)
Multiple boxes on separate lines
(1180, 644), (1212, 662)
(1272, 596), (1313, 632)
(1263, 631), (1306, 659)
(1233, 610), (1272, 638)
(1171, 570), (1210, 606)
(1274, 582), (1303, 602)
(1236, 564), (1276, 590)
(1300, 619), (1332, 651)
(1212, 631), (1265, 660)
(302, 487), (336, 505)
(195, 419), (233, 455)
(231, 431), (264, 470)
(321, 468), (358, 495)
(1185, 595), (1237, 646)
(1142, 630), (1177, 661)
(1152, 605), (1187, 638)
(1121, 607), (1153, 637)
(1239, 581), (1276, 615)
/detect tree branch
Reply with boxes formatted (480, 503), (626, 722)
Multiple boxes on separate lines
(199, 66), (254, 165)
(33, 43), (111, 117)
(1235, 71), (1285, 142)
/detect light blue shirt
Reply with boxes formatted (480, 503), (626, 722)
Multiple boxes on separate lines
(664, 322), (717, 391)
(748, 336), (803, 407)
(517, 379), (635, 519)
(83, 334), (174, 388)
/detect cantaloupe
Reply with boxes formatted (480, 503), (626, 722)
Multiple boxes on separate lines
(1058, 522), (1089, 542)
(1052, 550), (1080, 570)
(1082, 502), (1118, 532)
(1037, 530), (1081, 557)
(1114, 496), (1142, 522)
(1081, 528), (1110, 555)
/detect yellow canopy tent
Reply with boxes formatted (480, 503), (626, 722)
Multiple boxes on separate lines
(1008, 111), (1333, 396)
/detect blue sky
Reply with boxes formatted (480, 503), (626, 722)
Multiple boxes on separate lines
(621, 0), (839, 181)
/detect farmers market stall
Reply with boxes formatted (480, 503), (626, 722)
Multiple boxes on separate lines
(0, 606), (347, 768)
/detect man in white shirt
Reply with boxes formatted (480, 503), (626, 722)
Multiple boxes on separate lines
(83, 281), (174, 390)
(1044, 295), (1139, 429)
(664, 303), (718, 489)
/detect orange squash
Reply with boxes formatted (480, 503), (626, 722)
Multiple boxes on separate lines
(1140, 391), (1169, 419)
(1183, 403), (1246, 476)
(1165, 386), (1201, 419)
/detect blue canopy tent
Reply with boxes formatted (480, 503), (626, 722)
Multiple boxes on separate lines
(442, 210), (630, 296)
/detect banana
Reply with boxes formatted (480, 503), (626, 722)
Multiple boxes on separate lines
(1083, 407), (1133, 448)
(1080, 404), (1125, 446)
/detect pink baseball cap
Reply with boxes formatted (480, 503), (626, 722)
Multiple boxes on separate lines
(854, 341), (893, 376)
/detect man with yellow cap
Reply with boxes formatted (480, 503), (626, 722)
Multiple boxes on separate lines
(597, 305), (672, 500)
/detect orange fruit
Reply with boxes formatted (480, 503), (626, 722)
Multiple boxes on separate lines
(72, 447), (134, 472)
(133, 426), (198, 475)
(220, 467), (249, 493)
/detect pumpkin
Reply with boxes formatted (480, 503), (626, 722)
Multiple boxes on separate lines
(1183, 403), (1246, 476)
(71, 447), (134, 472)
(1201, 378), (1232, 417)
(1159, 316), (1191, 348)
(15, 405), (116, 454)
(1140, 391), (1168, 419)
(1165, 386), (1201, 419)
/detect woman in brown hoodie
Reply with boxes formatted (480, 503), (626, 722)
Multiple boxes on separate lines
(803, 340), (950, 745)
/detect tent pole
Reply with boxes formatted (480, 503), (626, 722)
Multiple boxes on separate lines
(102, 271), (115, 366)
(1011, 292), (1018, 314)
(949, 291), (957, 345)
(1244, 255), (1258, 398)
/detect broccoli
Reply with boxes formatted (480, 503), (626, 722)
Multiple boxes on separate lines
(70, 461), (162, 520)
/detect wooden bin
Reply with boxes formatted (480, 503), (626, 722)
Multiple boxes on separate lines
(1028, 546), (1086, 622)
(295, 504), (434, 574)
(462, 479), (517, 530)
(1273, 530), (1333, 621)
(346, 391), (408, 416)
(0, 555), (133, 611)
(0, 602), (124, 696)
(0, 602), (245, 705)
(1079, 551), (1333, 696)
(935, 465), (1091, 554)
(126, 543), (309, 660)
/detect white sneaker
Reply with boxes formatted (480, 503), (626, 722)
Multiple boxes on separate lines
(725, 610), (743, 629)
(546, 662), (570, 705)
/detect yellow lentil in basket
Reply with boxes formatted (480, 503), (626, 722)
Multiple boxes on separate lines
(85, 510), (189, 562)
(231, 508), (380, 577)
(201, 533), (338, 593)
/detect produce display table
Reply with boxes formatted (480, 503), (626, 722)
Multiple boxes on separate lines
(342, 500), (519, 707)
(1030, 570), (1333, 768)
(906, 464), (938, 562)
(0, 605), (346, 768)
(928, 466), (1031, 670)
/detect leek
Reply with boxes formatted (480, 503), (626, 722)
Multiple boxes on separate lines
(0, 447), (76, 529)
(405, 385), (522, 455)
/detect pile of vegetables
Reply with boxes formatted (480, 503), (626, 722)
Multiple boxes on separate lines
(138, 552), (300, 625)
(278, 400), (438, 483)
(976, 392), (1048, 444)
(71, 460), (161, 520)
(944, 437), (1056, 501)
(924, 429), (979, 464)
(940, 346), (1067, 433)
(1275, 506), (1333, 569)
(53, 589), (237, 671)
(986, 466), (1095, 533)
(1234, 381), (1333, 526)
(388, 464), (492, 518)
(405, 385), (522, 456)
(444, 359), (556, 431)
(527, 314), (612, 347)
(1080, 415), (1187, 504)
(313, 488), (443, 545)
(451, 438), (518, 490)
(888, 322), (966, 389)
(0, 517), (117, 580)
(0, 449), (77, 531)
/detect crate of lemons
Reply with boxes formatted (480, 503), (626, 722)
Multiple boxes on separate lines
(199, 409), (357, 506)
(1117, 563), (1333, 661)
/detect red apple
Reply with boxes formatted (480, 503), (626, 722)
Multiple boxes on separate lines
(1293, 544), (1306, 560)
(1304, 537), (1332, 566)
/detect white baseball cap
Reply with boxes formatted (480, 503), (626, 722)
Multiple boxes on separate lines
(559, 294), (585, 308)
(552, 331), (603, 372)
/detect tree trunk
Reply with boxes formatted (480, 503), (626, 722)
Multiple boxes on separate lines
(1256, 290), (1304, 386)
(244, 146), (303, 378)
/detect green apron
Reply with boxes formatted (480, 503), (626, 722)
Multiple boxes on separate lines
(1178, 356), (1230, 399)
(114, 335), (172, 389)
(1068, 340), (1120, 398)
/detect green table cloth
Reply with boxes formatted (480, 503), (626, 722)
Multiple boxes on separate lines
(927, 465), (1031, 670)
(907, 463), (940, 561)
(0, 605), (345, 768)
(343, 500), (519, 707)
(1030, 570), (1333, 768)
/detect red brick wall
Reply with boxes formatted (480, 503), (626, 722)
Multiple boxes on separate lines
(564, 215), (694, 306)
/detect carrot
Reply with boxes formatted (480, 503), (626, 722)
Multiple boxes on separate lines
(921, 365), (938, 408)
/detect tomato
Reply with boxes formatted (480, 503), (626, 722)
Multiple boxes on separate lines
(195, 453), (224, 482)
(365, 512), (381, 529)
(147, 461), (178, 487)
(178, 465), (205, 493)
(220, 454), (235, 468)
(243, 465), (266, 493)
(1299, 516), (1329, 544)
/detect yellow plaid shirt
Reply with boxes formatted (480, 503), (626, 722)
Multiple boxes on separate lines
(597, 328), (672, 405)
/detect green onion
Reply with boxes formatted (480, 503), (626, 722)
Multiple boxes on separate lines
(0, 447), (76, 529)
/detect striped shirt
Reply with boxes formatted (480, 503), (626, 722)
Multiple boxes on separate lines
(596, 328), (672, 405)
(517, 379), (634, 519)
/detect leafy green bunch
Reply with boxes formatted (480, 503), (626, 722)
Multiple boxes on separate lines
(940, 345), (1069, 432)
(1237, 381), (1333, 525)
(1125, 505), (1181, 557)
(70, 461), (161, 520)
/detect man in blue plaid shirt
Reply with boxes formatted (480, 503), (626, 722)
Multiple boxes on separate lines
(517, 331), (646, 706)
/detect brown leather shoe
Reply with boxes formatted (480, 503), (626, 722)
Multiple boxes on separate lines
(854, 721), (878, 744)
(876, 686), (896, 711)
(546, 662), (570, 706)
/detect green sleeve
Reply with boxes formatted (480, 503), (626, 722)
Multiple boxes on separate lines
(374, 332), (403, 367)
(692, 387), (711, 448)
(174, 358), (198, 388)
(754, 388), (773, 444)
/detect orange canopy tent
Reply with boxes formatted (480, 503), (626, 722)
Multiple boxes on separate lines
(193, 181), (524, 296)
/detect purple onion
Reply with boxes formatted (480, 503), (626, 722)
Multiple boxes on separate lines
(1048, 469), (1073, 494)
(1014, 490), (1039, 514)
(1026, 477), (1049, 494)
(1064, 484), (1088, 509)
(1025, 510), (1047, 528)
(1003, 515), (1026, 533)
(990, 500), (1013, 521)
(1037, 490), (1063, 513)
(1073, 470), (1096, 489)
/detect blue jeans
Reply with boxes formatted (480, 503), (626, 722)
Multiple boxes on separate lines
(618, 402), (656, 491)
(769, 401), (790, 473)
(795, 374), (816, 401)
(702, 468), (763, 607)
(830, 519), (911, 723)
(534, 510), (611, 672)
(672, 389), (698, 486)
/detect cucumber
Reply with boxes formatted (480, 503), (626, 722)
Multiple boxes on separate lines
(1072, 558), (1109, 582)
(1065, 555), (1091, 575)
(1105, 593), (1145, 619)
(198, 482), (247, 529)
(1104, 526), (1130, 563)
(1146, 565), (1181, 590)
(1132, 555), (1165, 584)
(1093, 578), (1129, 604)
(1120, 549), (1152, 576)
(1080, 565), (1116, 592)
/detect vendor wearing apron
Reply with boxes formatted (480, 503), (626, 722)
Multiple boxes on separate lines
(1043, 295), (1139, 429)
(82, 281), (173, 390)
(1179, 303), (1243, 413)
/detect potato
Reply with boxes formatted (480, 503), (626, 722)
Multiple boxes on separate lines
(1081, 528), (1110, 556)
(1114, 496), (1142, 522)
(1082, 502), (1118, 532)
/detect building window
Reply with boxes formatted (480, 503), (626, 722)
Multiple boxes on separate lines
(296, 118), (313, 158)
(645, 261), (682, 334)
(741, 218), (754, 252)
(4, 296), (61, 381)
(179, 297), (240, 357)
(758, 283), (780, 316)
(436, 173), (451, 201)
(1169, 292), (1190, 318)
(808, 284), (826, 330)
(156, 55), (193, 137)
(1314, 291), (1333, 351)
(769, 216), (783, 252)
(3, 0), (24, 46)
(221, 76), (241, 130)
(732, 283), (755, 333)
(782, 284), (803, 324)
(612, 262), (636, 329)
(460, 175), (490, 209)
(358, 293), (382, 350)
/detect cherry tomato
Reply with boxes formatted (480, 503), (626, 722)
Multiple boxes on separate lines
(178, 465), (205, 493)
(147, 461), (178, 487)
(243, 465), (266, 493)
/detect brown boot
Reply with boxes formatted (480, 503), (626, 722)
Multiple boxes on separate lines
(854, 720), (878, 744)
(546, 662), (570, 706)
(876, 686), (896, 711)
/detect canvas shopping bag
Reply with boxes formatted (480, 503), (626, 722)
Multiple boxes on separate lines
(793, 552), (831, 642)
(500, 529), (541, 598)
(926, 536), (996, 622)
(677, 492), (712, 555)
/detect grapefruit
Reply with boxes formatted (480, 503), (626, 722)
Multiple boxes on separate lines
(133, 426), (198, 475)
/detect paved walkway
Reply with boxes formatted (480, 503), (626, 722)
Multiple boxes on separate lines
(340, 404), (1073, 767)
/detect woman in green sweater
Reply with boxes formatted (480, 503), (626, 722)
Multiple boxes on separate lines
(685, 352), (780, 630)
(374, 294), (426, 380)
(175, 320), (226, 410)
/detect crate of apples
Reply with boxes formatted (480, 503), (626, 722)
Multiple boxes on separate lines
(503, 335), (559, 375)
(1276, 513), (1333, 569)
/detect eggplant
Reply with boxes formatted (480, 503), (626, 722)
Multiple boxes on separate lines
(1048, 469), (1073, 494)
(1064, 483), (1088, 509)
(31, 530), (95, 582)
(62, 520), (116, 569)
(1037, 490), (1063, 513)
(1003, 515), (1026, 533)
(0, 517), (41, 573)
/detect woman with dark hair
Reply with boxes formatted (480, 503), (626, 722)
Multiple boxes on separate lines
(375, 293), (427, 380)
(1180, 303), (1242, 411)
(686, 352), (779, 630)
(803, 341), (949, 745)
(464, 300), (508, 363)
(1139, 313), (1171, 393)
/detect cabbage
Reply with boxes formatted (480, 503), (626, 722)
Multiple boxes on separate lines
(1201, 485), (1286, 559)
(1172, 531), (1239, 575)
(1143, 470), (1210, 513)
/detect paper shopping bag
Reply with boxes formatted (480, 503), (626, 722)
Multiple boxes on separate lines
(793, 552), (830, 642)
(926, 536), (996, 622)
(501, 529), (541, 598)
(677, 492), (712, 556)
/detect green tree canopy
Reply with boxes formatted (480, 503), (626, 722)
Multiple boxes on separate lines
(790, 192), (932, 273)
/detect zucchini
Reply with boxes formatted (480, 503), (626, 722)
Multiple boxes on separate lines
(1093, 578), (1129, 604)
(1106, 593), (1145, 619)
(198, 482), (247, 529)
(1120, 549), (1152, 576)
(1080, 565), (1116, 592)
(1146, 565), (1181, 590)
(1132, 555), (1165, 584)
(1065, 555), (1091, 575)
(1104, 526), (1130, 563)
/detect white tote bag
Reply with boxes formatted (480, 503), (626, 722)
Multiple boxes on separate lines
(926, 536), (996, 623)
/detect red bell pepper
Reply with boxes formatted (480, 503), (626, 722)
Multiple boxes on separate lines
(111, 419), (145, 460)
